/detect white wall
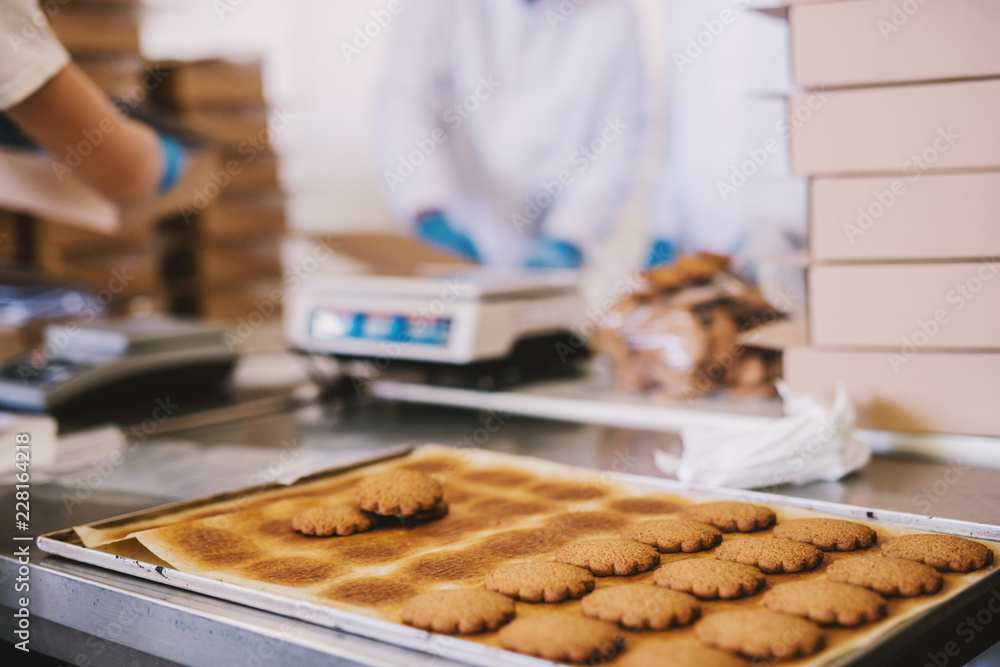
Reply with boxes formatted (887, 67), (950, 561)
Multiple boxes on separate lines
(139, 0), (803, 303)
(140, 0), (670, 252)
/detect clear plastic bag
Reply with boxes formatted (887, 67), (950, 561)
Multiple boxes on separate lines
(596, 254), (781, 399)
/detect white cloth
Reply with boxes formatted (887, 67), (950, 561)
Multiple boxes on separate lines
(650, 0), (805, 255)
(0, 0), (70, 110)
(378, 0), (644, 265)
(654, 383), (871, 489)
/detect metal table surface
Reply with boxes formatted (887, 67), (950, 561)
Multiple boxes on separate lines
(3, 396), (1000, 666)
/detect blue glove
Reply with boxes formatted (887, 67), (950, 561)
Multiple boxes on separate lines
(416, 211), (480, 262)
(645, 238), (678, 269)
(525, 237), (583, 269)
(156, 132), (187, 194)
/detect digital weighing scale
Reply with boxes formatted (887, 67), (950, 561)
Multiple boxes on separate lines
(0, 317), (237, 412)
(284, 270), (589, 389)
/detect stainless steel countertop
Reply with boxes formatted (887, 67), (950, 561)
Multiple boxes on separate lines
(3, 396), (1000, 666)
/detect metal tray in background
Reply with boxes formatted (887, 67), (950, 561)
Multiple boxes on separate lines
(37, 448), (1000, 667)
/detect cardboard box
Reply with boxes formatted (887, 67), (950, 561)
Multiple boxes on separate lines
(783, 347), (1000, 436)
(811, 172), (1000, 261)
(34, 218), (150, 258)
(221, 149), (280, 192)
(37, 249), (162, 297)
(0, 147), (220, 234)
(789, 79), (1000, 175)
(809, 263), (1000, 350)
(312, 233), (473, 276)
(194, 191), (286, 242)
(0, 210), (23, 263)
(75, 55), (147, 100)
(153, 60), (265, 110)
(48, 4), (141, 55)
(179, 108), (269, 148)
(790, 0), (1000, 88)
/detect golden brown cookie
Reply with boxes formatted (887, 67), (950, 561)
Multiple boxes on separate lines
(773, 518), (876, 552)
(653, 559), (765, 600)
(881, 534), (994, 572)
(618, 641), (750, 667)
(764, 580), (887, 627)
(679, 502), (775, 533)
(715, 538), (823, 574)
(484, 562), (595, 602)
(826, 556), (943, 597)
(353, 469), (443, 517)
(695, 610), (824, 660)
(621, 520), (722, 553)
(290, 506), (378, 537)
(581, 584), (700, 630)
(401, 589), (515, 634)
(555, 539), (661, 576)
(499, 615), (624, 663)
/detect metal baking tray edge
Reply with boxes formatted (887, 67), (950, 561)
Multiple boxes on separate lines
(38, 450), (1000, 667)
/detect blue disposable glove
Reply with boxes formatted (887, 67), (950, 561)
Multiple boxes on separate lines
(416, 211), (480, 262)
(525, 237), (583, 269)
(157, 132), (187, 194)
(645, 238), (678, 269)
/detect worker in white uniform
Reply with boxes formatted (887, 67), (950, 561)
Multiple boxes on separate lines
(646, 0), (806, 268)
(378, 0), (645, 269)
(0, 0), (185, 202)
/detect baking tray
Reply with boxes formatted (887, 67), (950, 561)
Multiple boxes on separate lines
(37, 445), (1000, 667)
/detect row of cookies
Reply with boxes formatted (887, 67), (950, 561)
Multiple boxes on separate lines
(400, 501), (994, 664)
(286, 473), (993, 665)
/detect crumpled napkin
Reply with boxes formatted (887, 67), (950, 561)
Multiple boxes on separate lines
(654, 382), (870, 489)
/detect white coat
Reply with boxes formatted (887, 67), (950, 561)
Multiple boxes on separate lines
(651, 0), (807, 256)
(378, 0), (644, 265)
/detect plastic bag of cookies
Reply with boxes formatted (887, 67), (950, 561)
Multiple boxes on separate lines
(595, 253), (782, 399)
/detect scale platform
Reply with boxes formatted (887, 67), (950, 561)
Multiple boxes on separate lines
(284, 270), (589, 389)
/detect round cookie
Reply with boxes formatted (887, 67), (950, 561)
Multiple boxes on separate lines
(653, 559), (765, 600)
(581, 584), (700, 630)
(618, 641), (750, 667)
(764, 580), (887, 627)
(555, 539), (661, 576)
(499, 615), (624, 663)
(401, 589), (515, 634)
(484, 562), (595, 602)
(621, 519), (722, 554)
(679, 502), (775, 533)
(826, 556), (943, 597)
(353, 469), (443, 517)
(773, 518), (876, 551)
(695, 610), (825, 660)
(715, 538), (823, 574)
(291, 505), (378, 537)
(881, 534), (994, 573)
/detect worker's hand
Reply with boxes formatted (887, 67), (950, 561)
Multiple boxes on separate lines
(525, 237), (583, 270)
(415, 211), (480, 262)
(156, 132), (187, 194)
(645, 238), (678, 269)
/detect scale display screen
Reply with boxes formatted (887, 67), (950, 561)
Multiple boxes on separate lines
(309, 309), (452, 347)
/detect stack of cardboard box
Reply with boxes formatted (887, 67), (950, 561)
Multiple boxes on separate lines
(781, 0), (1000, 437)
(40, 2), (287, 323)
(148, 59), (286, 321)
